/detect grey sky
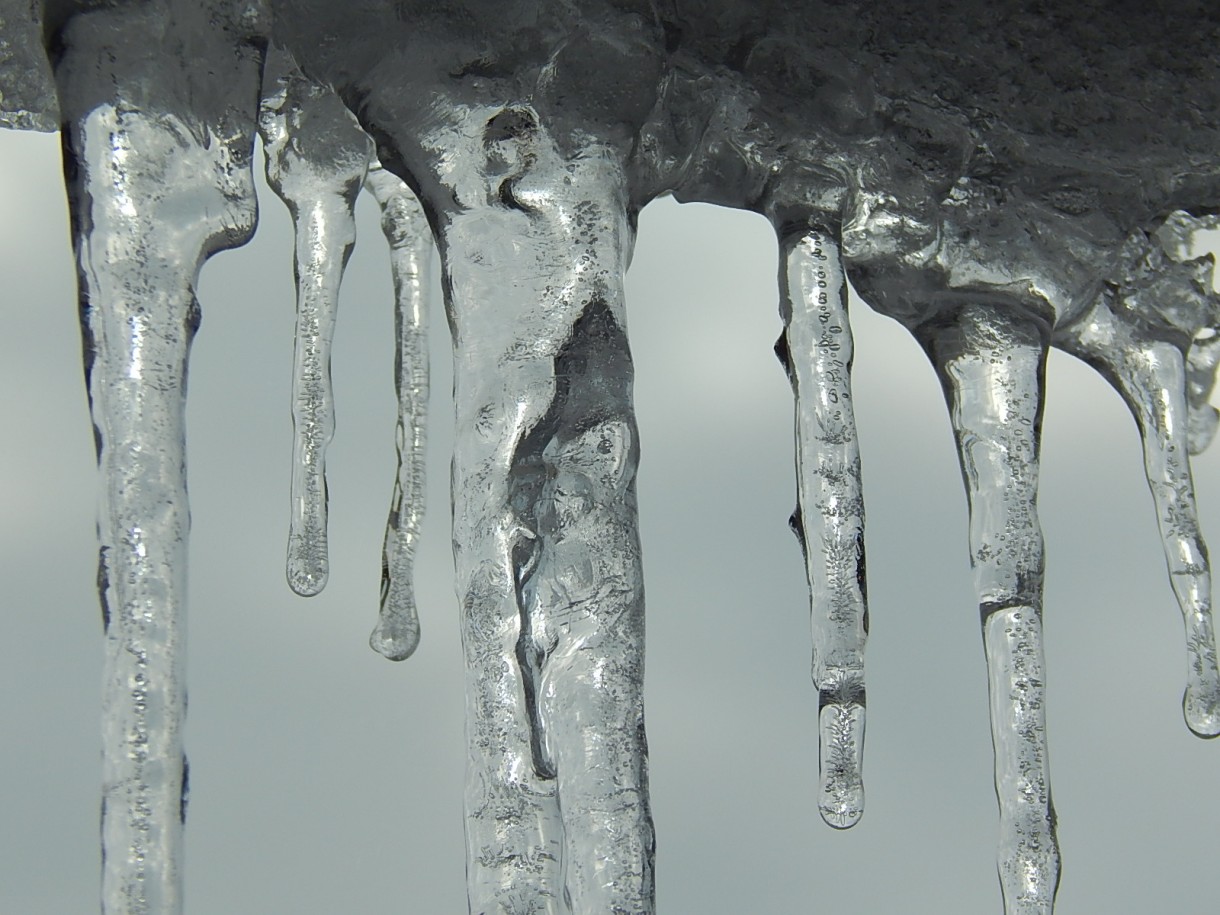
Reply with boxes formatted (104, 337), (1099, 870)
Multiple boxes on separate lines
(1, 126), (1218, 913)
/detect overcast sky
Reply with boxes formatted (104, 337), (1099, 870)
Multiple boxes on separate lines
(2, 126), (1218, 913)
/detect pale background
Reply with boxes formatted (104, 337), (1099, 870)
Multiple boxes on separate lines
(1, 127), (1218, 912)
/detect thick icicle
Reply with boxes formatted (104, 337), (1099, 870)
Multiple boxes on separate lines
(424, 105), (653, 913)
(1057, 224), (1220, 737)
(776, 222), (868, 828)
(258, 48), (373, 596)
(52, 6), (262, 912)
(363, 162), (431, 661)
(919, 305), (1058, 915)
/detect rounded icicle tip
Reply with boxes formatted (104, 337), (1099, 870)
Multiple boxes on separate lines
(369, 614), (421, 661)
(819, 786), (864, 830)
(1183, 686), (1220, 739)
(286, 553), (329, 597)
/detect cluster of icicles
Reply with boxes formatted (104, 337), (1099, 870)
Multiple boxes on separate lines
(6, 3), (1220, 914)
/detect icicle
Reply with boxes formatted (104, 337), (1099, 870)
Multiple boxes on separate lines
(425, 103), (653, 913)
(258, 47), (373, 596)
(775, 221), (868, 829)
(1124, 343), (1220, 736)
(363, 162), (431, 661)
(76, 106), (196, 915)
(53, 6), (262, 910)
(919, 305), (1058, 915)
(1056, 229), (1220, 737)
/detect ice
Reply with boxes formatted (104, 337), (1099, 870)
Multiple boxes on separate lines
(776, 224), (867, 829)
(47, 3), (263, 910)
(919, 306), (1057, 913)
(1057, 216), (1220, 738)
(5, 2), (1220, 913)
(364, 160), (433, 661)
(258, 46), (373, 597)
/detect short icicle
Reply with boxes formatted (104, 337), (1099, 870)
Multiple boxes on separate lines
(258, 47), (374, 596)
(52, 4), (263, 911)
(919, 305), (1059, 915)
(775, 221), (868, 829)
(364, 161), (432, 661)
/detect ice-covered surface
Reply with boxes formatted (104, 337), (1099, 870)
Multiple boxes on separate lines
(0, 0), (55, 130)
(4, 2), (1220, 913)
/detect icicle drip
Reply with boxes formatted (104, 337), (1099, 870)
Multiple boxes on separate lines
(1057, 221), (1220, 737)
(776, 223), (868, 828)
(53, 6), (261, 910)
(363, 162), (431, 660)
(919, 305), (1058, 915)
(258, 47), (373, 596)
(433, 105), (653, 913)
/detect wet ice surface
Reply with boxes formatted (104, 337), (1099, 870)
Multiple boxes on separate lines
(4, 132), (1220, 912)
(5, 2), (1220, 912)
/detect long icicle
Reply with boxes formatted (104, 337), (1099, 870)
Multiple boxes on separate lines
(258, 47), (373, 596)
(363, 162), (432, 660)
(76, 105), (197, 915)
(1123, 339), (1220, 736)
(920, 304), (1059, 915)
(429, 104), (653, 912)
(55, 8), (263, 907)
(775, 221), (868, 828)
(1058, 303), (1220, 737)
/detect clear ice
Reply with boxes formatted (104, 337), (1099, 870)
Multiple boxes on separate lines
(364, 159), (432, 662)
(258, 45), (373, 597)
(3, 1), (1220, 913)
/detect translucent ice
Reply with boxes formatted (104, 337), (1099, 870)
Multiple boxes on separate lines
(258, 46), (373, 596)
(364, 160), (432, 661)
(776, 225), (867, 829)
(47, 4), (263, 911)
(6, 2), (1220, 913)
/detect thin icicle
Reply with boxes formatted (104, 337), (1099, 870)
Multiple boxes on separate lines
(776, 222), (868, 829)
(1057, 223), (1220, 736)
(920, 305), (1058, 915)
(363, 162), (432, 660)
(1126, 343), (1220, 736)
(258, 47), (373, 596)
